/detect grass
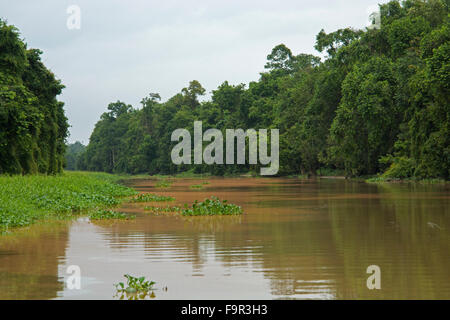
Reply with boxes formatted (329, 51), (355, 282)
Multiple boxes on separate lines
(182, 196), (243, 216)
(89, 209), (135, 220)
(0, 171), (137, 232)
(120, 170), (212, 180)
(129, 193), (175, 203)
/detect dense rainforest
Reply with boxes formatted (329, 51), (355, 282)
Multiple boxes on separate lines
(72, 0), (448, 179)
(0, 19), (68, 175)
(65, 141), (85, 171)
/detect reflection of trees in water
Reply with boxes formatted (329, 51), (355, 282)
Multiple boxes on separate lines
(0, 222), (69, 299)
(215, 181), (449, 299)
(328, 182), (450, 299)
(239, 216), (341, 298)
(95, 215), (243, 276)
(97, 179), (450, 299)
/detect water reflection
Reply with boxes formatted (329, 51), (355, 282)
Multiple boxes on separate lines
(0, 222), (69, 299)
(0, 178), (448, 299)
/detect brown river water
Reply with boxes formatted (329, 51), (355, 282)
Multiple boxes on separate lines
(0, 178), (449, 300)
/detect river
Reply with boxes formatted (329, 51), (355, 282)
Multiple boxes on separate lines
(0, 177), (449, 299)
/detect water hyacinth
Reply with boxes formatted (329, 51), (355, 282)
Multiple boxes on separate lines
(182, 196), (243, 216)
(115, 274), (156, 294)
(130, 193), (175, 203)
(0, 172), (136, 230)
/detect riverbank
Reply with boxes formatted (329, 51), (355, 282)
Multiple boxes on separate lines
(124, 171), (448, 184)
(365, 176), (448, 184)
(0, 171), (136, 232)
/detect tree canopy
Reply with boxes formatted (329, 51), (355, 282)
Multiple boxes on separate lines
(75, 0), (448, 179)
(0, 20), (68, 174)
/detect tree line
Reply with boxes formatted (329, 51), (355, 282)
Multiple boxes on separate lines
(0, 19), (69, 175)
(69, 0), (448, 179)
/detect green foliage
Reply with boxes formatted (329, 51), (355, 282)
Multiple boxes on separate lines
(77, 1), (449, 180)
(182, 196), (243, 216)
(315, 28), (363, 57)
(380, 155), (416, 178)
(0, 20), (68, 175)
(129, 193), (175, 203)
(65, 141), (86, 170)
(0, 171), (136, 230)
(328, 57), (399, 176)
(115, 274), (155, 294)
(89, 209), (134, 220)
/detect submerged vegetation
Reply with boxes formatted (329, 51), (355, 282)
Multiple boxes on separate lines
(0, 171), (136, 231)
(130, 193), (175, 203)
(182, 196), (243, 216)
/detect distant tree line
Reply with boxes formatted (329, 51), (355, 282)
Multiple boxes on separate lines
(0, 19), (69, 175)
(65, 141), (86, 171)
(71, 0), (448, 179)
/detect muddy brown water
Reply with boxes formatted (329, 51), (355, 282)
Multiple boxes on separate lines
(0, 178), (449, 299)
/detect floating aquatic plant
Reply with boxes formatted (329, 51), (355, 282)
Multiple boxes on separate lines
(129, 193), (175, 203)
(182, 196), (242, 216)
(115, 274), (156, 294)
(0, 172), (136, 230)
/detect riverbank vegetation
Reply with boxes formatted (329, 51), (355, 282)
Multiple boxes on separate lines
(67, 0), (448, 181)
(0, 19), (69, 175)
(0, 172), (136, 231)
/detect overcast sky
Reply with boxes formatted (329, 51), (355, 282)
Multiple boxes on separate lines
(0, 0), (390, 144)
